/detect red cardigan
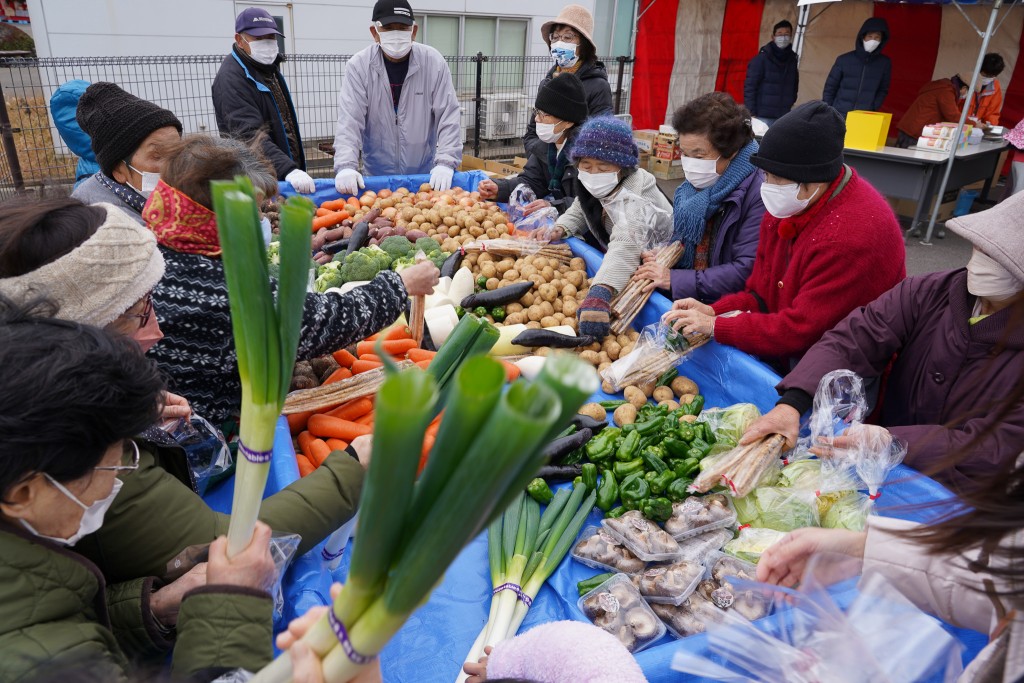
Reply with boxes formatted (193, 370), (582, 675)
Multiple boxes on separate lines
(711, 168), (906, 370)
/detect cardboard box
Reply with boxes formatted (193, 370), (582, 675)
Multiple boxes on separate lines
(484, 160), (522, 177)
(638, 152), (651, 170)
(512, 157), (528, 169)
(654, 141), (681, 161)
(649, 156), (684, 180)
(844, 110), (892, 151)
(889, 188), (958, 222)
(633, 129), (659, 154)
(459, 155), (486, 171)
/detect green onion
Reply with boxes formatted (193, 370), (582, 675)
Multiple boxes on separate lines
(213, 178), (311, 557)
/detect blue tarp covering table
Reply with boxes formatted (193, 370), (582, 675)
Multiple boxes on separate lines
(220, 179), (985, 679)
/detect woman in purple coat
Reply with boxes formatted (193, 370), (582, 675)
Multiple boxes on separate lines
(634, 92), (764, 304)
(742, 193), (1024, 489)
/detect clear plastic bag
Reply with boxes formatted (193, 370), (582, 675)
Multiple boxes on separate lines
(804, 369), (868, 450)
(697, 404), (762, 456)
(269, 532), (301, 621)
(733, 486), (820, 532)
(602, 188), (673, 254)
(670, 554), (965, 683)
(846, 424), (907, 508)
(163, 414), (234, 496)
(664, 494), (737, 540)
(578, 573), (666, 653)
(508, 183), (559, 233)
(602, 321), (702, 392)
(722, 526), (787, 564)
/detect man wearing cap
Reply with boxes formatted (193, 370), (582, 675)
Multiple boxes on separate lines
(332, 0), (462, 195)
(71, 82), (183, 225)
(664, 100), (905, 373)
(523, 4), (612, 159)
(212, 7), (314, 193)
(742, 192), (1024, 490)
(477, 73), (589, 215)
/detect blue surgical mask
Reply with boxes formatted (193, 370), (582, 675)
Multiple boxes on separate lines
(550, 41), (579, 68)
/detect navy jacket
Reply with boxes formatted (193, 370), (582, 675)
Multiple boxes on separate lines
(494, 133), (579, 215)
(822, 17), (892, 117)
(522, 60), (613, 159)
(744, 42), (799, 119)
(212, 46), (305, 179)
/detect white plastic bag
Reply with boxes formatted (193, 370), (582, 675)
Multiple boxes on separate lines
(508, 183), (559, 233)
(601, 321), (701, 392)
(602, 187), (673, 253)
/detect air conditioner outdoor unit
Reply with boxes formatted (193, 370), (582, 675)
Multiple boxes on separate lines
(479, 93), (531, 141)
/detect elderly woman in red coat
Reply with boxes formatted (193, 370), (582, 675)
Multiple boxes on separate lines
(742, 192), (1024, 489)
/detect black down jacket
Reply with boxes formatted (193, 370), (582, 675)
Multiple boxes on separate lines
(744, 41), (799, 119)
(822, 17), (892, 117)
(523, 59), (613, 159)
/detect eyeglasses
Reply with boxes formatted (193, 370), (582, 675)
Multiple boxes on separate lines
(95, 439), (141, 472)
(123, 292), (154, 330)
(550, 29), (580, 42)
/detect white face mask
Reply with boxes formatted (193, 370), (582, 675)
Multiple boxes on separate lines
(774, 36), (791, 49)
(980, 76), (996, 87)
(246, 37), (280, 65)
(536, 121), (567, 144)
(578, 170), (619, 199)
(760, 181), (819, 219)
(681, 155), (721, 190)
(21, 477), (123, 547)
(550, 41), (579, 69)
(126, 163), (160, 196)
(863, 39), (881, 53)
(378, 29), (414, 59)
(966, 249), (1022, 300)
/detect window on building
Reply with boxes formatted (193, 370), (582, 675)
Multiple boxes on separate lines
(417, 14), (529, 92)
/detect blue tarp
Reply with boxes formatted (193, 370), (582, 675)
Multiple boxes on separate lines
(208, 179), (985, 679)
(278, 173), (490, 208)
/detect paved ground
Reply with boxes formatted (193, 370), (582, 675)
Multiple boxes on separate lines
(654, 177), (982, 277)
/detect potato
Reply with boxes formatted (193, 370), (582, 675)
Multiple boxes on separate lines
(579, 349), (600, 365)
(506, 302), (524, 314)
(469, 227), (485, 238)
(561, 283), (578, 299)
(578, 403), (607, 421)
(671, 376), (699, 398)
(562, 298), (579, 317)
(605, 340), (622, 361)
(613, 403), (637, 427)
(616, 334), (632, 348)
(527, 305), (545, 322)
(587, 341), (602, 352)
(601, 380), (616, 394)
(570, 257), (586, 271)
(503, 269), (520, 282)
(540, 316), (559, 328)
(596, 352), (610, 365)
(620, 342), (634, 356)
(504, 312), (526, 325)
(638, 380), (657, 398)
(541, 266), (556, 282)
(478, 252), (493, 263)
(535, 346), (551, 357)
(566, 270), (587, 288)
(679, 414), (698, 424)
(521, 292), (535, 307)
(624, 386), (647, 408)
(553, 312), (565, 323)
(553, 300), (563, 313)
(480, 263), (497, 279)
(486, 277), (500, 291)
(538, 283), (558, 302)
(679, 393), (696, 405)
(652, 386), (674, 403)
(658, 400), (680, 411)
(529, 274), (546, 288)
(526, 321), (542, 329)
(539, 301), (555, 318)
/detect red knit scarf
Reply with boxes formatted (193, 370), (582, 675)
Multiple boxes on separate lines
(776, 171), (846, 240)
(143, 179), (221, 257)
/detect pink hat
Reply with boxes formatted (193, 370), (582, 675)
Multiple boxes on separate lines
(1004, 119), (1024, 150)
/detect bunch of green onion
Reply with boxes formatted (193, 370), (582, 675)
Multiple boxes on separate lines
(212, 178), (313, 557)
(251, 350), (597, 682)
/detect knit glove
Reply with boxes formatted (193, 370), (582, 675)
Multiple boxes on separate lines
(285, 169), (315, 194)
(578, 285), (612, 339)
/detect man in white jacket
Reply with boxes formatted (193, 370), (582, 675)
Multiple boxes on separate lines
(333, 0), (462, 195)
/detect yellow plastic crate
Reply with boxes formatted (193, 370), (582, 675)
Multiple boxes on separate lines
(844, 110), (892, 151)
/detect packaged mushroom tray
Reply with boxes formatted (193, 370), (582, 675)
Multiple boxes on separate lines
(664, 493), (738, 540)
(577, 574), (666, 653)
(573, 525), (733, 575)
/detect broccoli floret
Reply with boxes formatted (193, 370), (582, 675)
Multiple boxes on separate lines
(339, 251), (381, 282)
(362, 244), (392, 271)
(380, 235), (415, 261)
(415, 237), (442, 255)
(391, 255), (416, 272)
(430, 250), (449, 270)
(314, 261), (345, 293)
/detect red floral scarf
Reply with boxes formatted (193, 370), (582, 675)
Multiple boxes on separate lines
(143, 179), (221, 257)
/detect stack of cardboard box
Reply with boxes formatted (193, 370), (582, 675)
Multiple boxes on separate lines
(633, 129), (658, 171)
(650, 125), (684, 180)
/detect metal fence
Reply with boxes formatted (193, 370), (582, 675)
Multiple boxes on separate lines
(0, 53), (633, 198)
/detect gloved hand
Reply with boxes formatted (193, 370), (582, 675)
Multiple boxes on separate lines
(429, 164), (454, 192)
(335, 168), (365, 196)
(578, 284), (613, 339)
(285, 169), (316, 194)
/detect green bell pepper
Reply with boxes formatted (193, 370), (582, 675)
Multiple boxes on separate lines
(613, 457), (644, 480)
(666, 477), (691, 502)
(682, 394), (705, 416)
(697, 421), (716, 445)
(620, 472), (650, 510)
(642, 448), (669, 474)
(585, 427), (620, 462)
(527, 478), (554, 504)
(615, 430), (641, 462)
(677, 425), (696, 442)
(598, 399), (629, 409)
(634, 416), (667, 436)
(656, 367), (678, 387)
(689, 437), (713, 459)
(663, 437), (691, 460)
(605, 505), (626, 519)
(649, 469), (677, 495)
(490, 306), (506, 323)
(476, 275), (488, 289)
(644, 471), (658, 484)
(578, 572), (616, 596)
(674, 457), (701, 479)
(596, 469), (618, 512)
(641, 496), (673, 522)
(581, 463), (599, 493)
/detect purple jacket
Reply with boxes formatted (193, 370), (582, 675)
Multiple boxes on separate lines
(669, 170), (764, 303)
(780, 270), (1024, 489)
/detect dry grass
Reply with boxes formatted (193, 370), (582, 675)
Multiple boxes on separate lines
(2, 96), (77, 184)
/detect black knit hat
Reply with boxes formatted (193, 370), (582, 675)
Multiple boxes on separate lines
(751, 100), (845, 184)
(535, 73), (589, 124)
(76, 82), (182, 177)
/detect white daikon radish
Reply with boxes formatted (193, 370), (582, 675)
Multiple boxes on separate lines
(515, 356), (547, 381)
(448, 267), (475, 304)
(490, 323), (530, 356)
(547, 325), (577, 337)
(424, 305), (459, 346)
(433, 276), (452, 295)
(424, 292), (454, 310)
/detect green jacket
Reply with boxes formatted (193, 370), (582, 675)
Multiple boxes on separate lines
(73, 437), (363, 662)
(0, 520), (273, 682)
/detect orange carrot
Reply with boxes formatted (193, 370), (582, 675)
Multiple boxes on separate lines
(501, 360), (521, 382)
(312, 211), (349, 231)
(320, 198), (350, 212)
(407, 348), (437, 363)
(307, 414), (373, 440)
(286, 410), (314, 435)
(325, 397), (373, 421)
(364, 325), (412, 343)
(315, 207), (332, 217)
(415, 360), (433, 370)
(322, 366), (353, 385)
(297, 431), (316, 459)
(355, 411), (375, 426)
(296, 454), (316, 477)
(357, 353), (384, 364)
(332, 348), (357, 368)
(417, 432), (436, 475)
(351, 359), (383, 374)
(308, 438), (332, 467)
(357, 339), (417, 357)
(325, 438), (350, 452)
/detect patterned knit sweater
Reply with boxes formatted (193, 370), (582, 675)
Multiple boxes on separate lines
(150, 247), (408, 422)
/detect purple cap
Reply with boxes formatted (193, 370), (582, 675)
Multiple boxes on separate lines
(235, 7), (284, 37)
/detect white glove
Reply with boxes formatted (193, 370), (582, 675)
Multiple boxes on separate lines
(335, 168), (365, 196)
(285, 169), (316, 194)
(429, 164), (454, 192)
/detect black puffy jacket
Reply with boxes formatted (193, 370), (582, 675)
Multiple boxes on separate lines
(522, 60), (613, 159)
(495, 131), (580, 214)
(744, 42), (799, 119)
(822, 17), (892, 117)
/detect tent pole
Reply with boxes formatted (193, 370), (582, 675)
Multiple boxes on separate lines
(795, 4), (810, 63)
(921, 0), (1003, 245)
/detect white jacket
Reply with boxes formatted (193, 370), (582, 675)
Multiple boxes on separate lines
(332, 42), (462, 177)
